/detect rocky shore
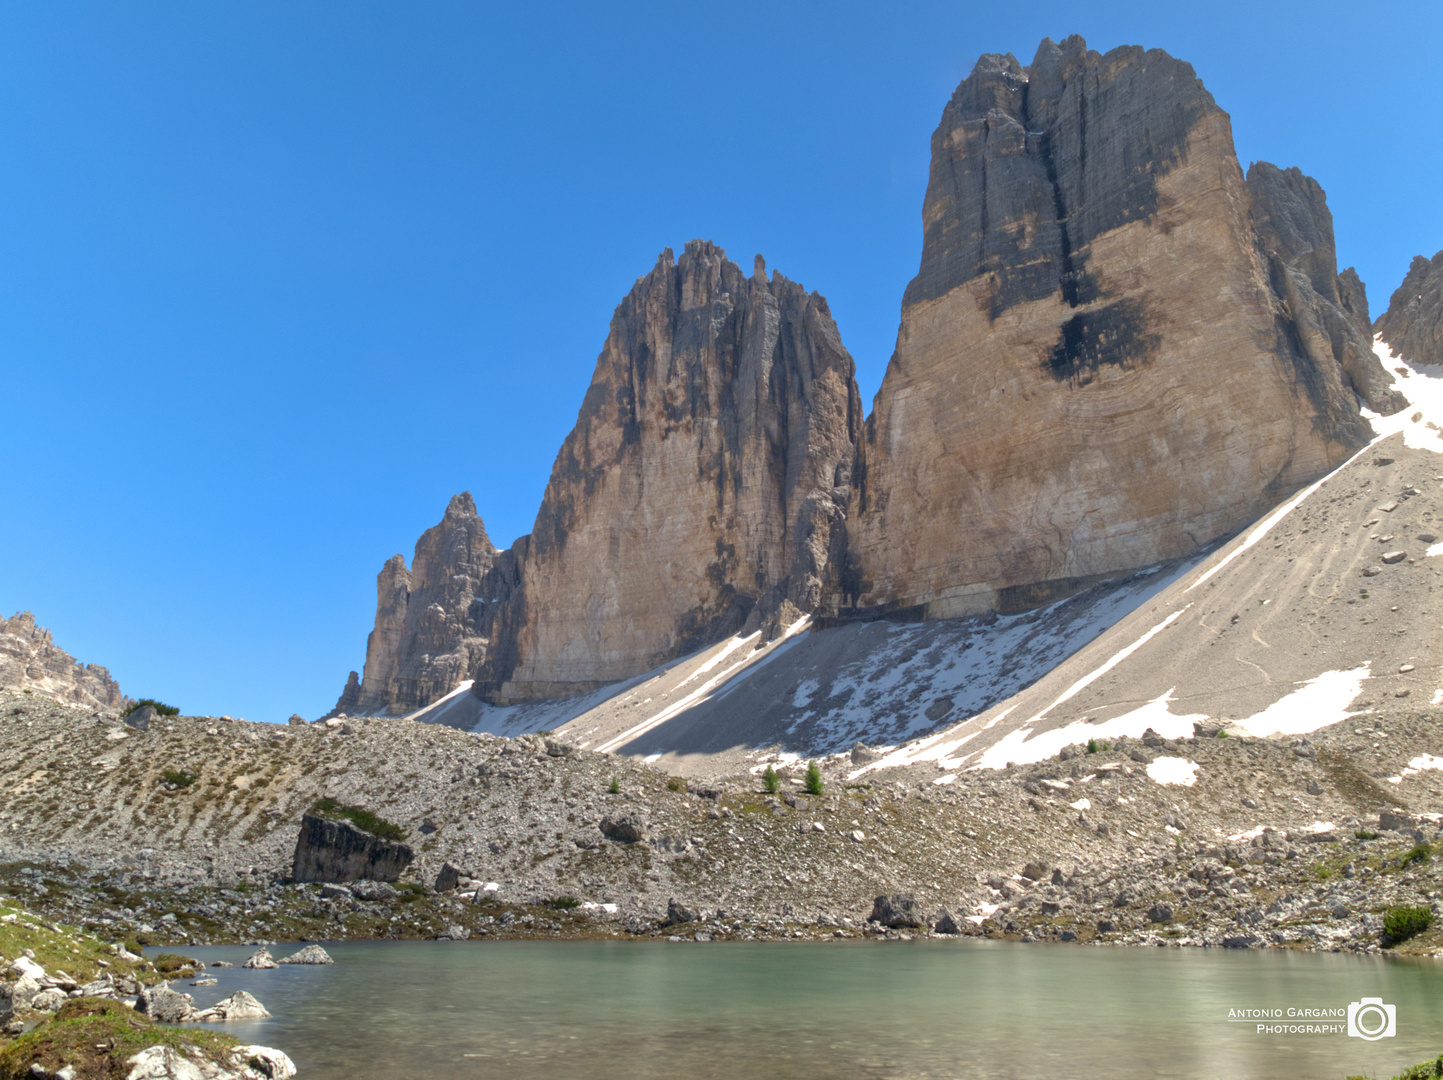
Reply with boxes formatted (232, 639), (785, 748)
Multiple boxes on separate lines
(4, 688), (1443, 955)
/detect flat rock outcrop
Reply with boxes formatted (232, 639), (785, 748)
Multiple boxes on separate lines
(0, 611), (129, 713)
(1376, 249), (1443, 366)
(480, 241), (862, 700)
(332, 493), (520, 716)
(290, 812), (414, 884)
(834, 36), (1375, 621)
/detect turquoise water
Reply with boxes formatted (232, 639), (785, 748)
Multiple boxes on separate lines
(172, 940), (1443, 1079)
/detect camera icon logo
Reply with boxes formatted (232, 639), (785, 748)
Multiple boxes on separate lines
(1347, 998), (1397, 1040)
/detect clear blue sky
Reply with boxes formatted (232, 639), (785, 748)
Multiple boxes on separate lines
(3, 2), (1439, 722)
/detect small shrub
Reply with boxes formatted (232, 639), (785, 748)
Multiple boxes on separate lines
(1356, 829), (1381, 840)
(1086, 738), (1099, 754)
(1217, 730), (1230, 739)
(607, 776), (620, 795)
(804, 760), (824, 797)
(548, 895), (580, 910)
(667, 777), (684, 792)
(1402, 842), (1433, 868)
(1382, 904), (1433, 946)
(160, 769), (196, 788)
(762, 765), (780, 794)
(307, 797), (407, 842)
(126, 698), (179, 717)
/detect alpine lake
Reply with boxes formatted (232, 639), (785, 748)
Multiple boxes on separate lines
(168, 939), (1443, 1079)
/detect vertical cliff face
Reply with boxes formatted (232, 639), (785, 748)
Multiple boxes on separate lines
(835, 36), (1374, 621)
(1376, 250), (1443, 366)
(0, 611), (130, 712)
(1245, 161), (1407, 415)
(332, 493), (517, 716)
(480, 241), (862, 701)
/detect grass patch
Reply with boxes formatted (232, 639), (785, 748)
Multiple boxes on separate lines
(547, 895), (580, 910)
(0, 901), (152, 988)
(667, 777), (684, 792)
(1383, 904), (1434, 946)
(1356, 829), (1381, 840)
(1401, 842), (1433, 868)
(307, 797), (407, 842)
(151, 952), (195, 974)
(0, 998), (238, 1080)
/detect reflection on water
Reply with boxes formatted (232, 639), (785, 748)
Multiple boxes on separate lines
(171, 940), (1443, 1079)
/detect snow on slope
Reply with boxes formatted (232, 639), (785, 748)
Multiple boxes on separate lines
(858, 345), (1443, 778)
(419, 344), (1443, 781)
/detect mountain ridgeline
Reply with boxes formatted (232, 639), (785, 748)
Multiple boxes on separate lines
(332, 35), (1417, 718)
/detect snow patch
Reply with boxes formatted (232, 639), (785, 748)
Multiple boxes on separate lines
(1232, 665), (1370, 737)
(970, 690), (1205, 771)
(1146, 757), (1198, 786)
(1366, 337), (1443, 453)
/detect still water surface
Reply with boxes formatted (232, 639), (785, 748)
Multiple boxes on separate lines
(172, 940), (1443, 1079)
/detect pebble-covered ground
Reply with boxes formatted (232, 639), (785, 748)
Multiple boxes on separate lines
(3, 688), (1443, 956)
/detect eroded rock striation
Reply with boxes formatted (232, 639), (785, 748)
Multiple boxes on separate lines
(332, 493), (520, 717)
(480, 241), (862, 701)
(833, 36), (1377, 621)
(0, 611), (129, 712)
(1376, 249), (1443, 366)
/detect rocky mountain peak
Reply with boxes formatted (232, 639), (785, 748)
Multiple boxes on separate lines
(837, 35), (1377, 623)
(1246, 161), (1407, 414)
(330, 492), (513, 717)
(484, 241), (862, 702)
(1376, 249), (1443, 367)
(0, 610), (130, 713)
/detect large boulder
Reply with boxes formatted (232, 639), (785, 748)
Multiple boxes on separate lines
(278, 945), (333, 965)
(869, 894), (928, 929)
(291, 812), (414, 884)
(135, 983), (197, 1023)
(599, 813), (648, 844)
(195, 991), (271, 1021)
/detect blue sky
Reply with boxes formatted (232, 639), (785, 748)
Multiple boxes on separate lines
(3, 2), (1439, 722)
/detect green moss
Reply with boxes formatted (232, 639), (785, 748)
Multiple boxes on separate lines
(0, 998), (238, 1080)
(307, 797), (407, 842)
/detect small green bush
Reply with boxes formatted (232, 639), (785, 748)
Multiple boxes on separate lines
(126, 698), (179, 717)
(1355, 829), (1381, 840)
(1383, 904), (1434, 946)
(1389, 1054), (1443, 1080)
(607, 776), (620, 795)
(308, 797), (407, 842)
(762, 765), (780, 794)
(160, 769), (196, 788)
(804, 760), (824, 797)
(667, 777), (684, 792)
(548, 895), (580, 910)
(1402, 842), (1433, 868)
(1086, 738), (1099, 754)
